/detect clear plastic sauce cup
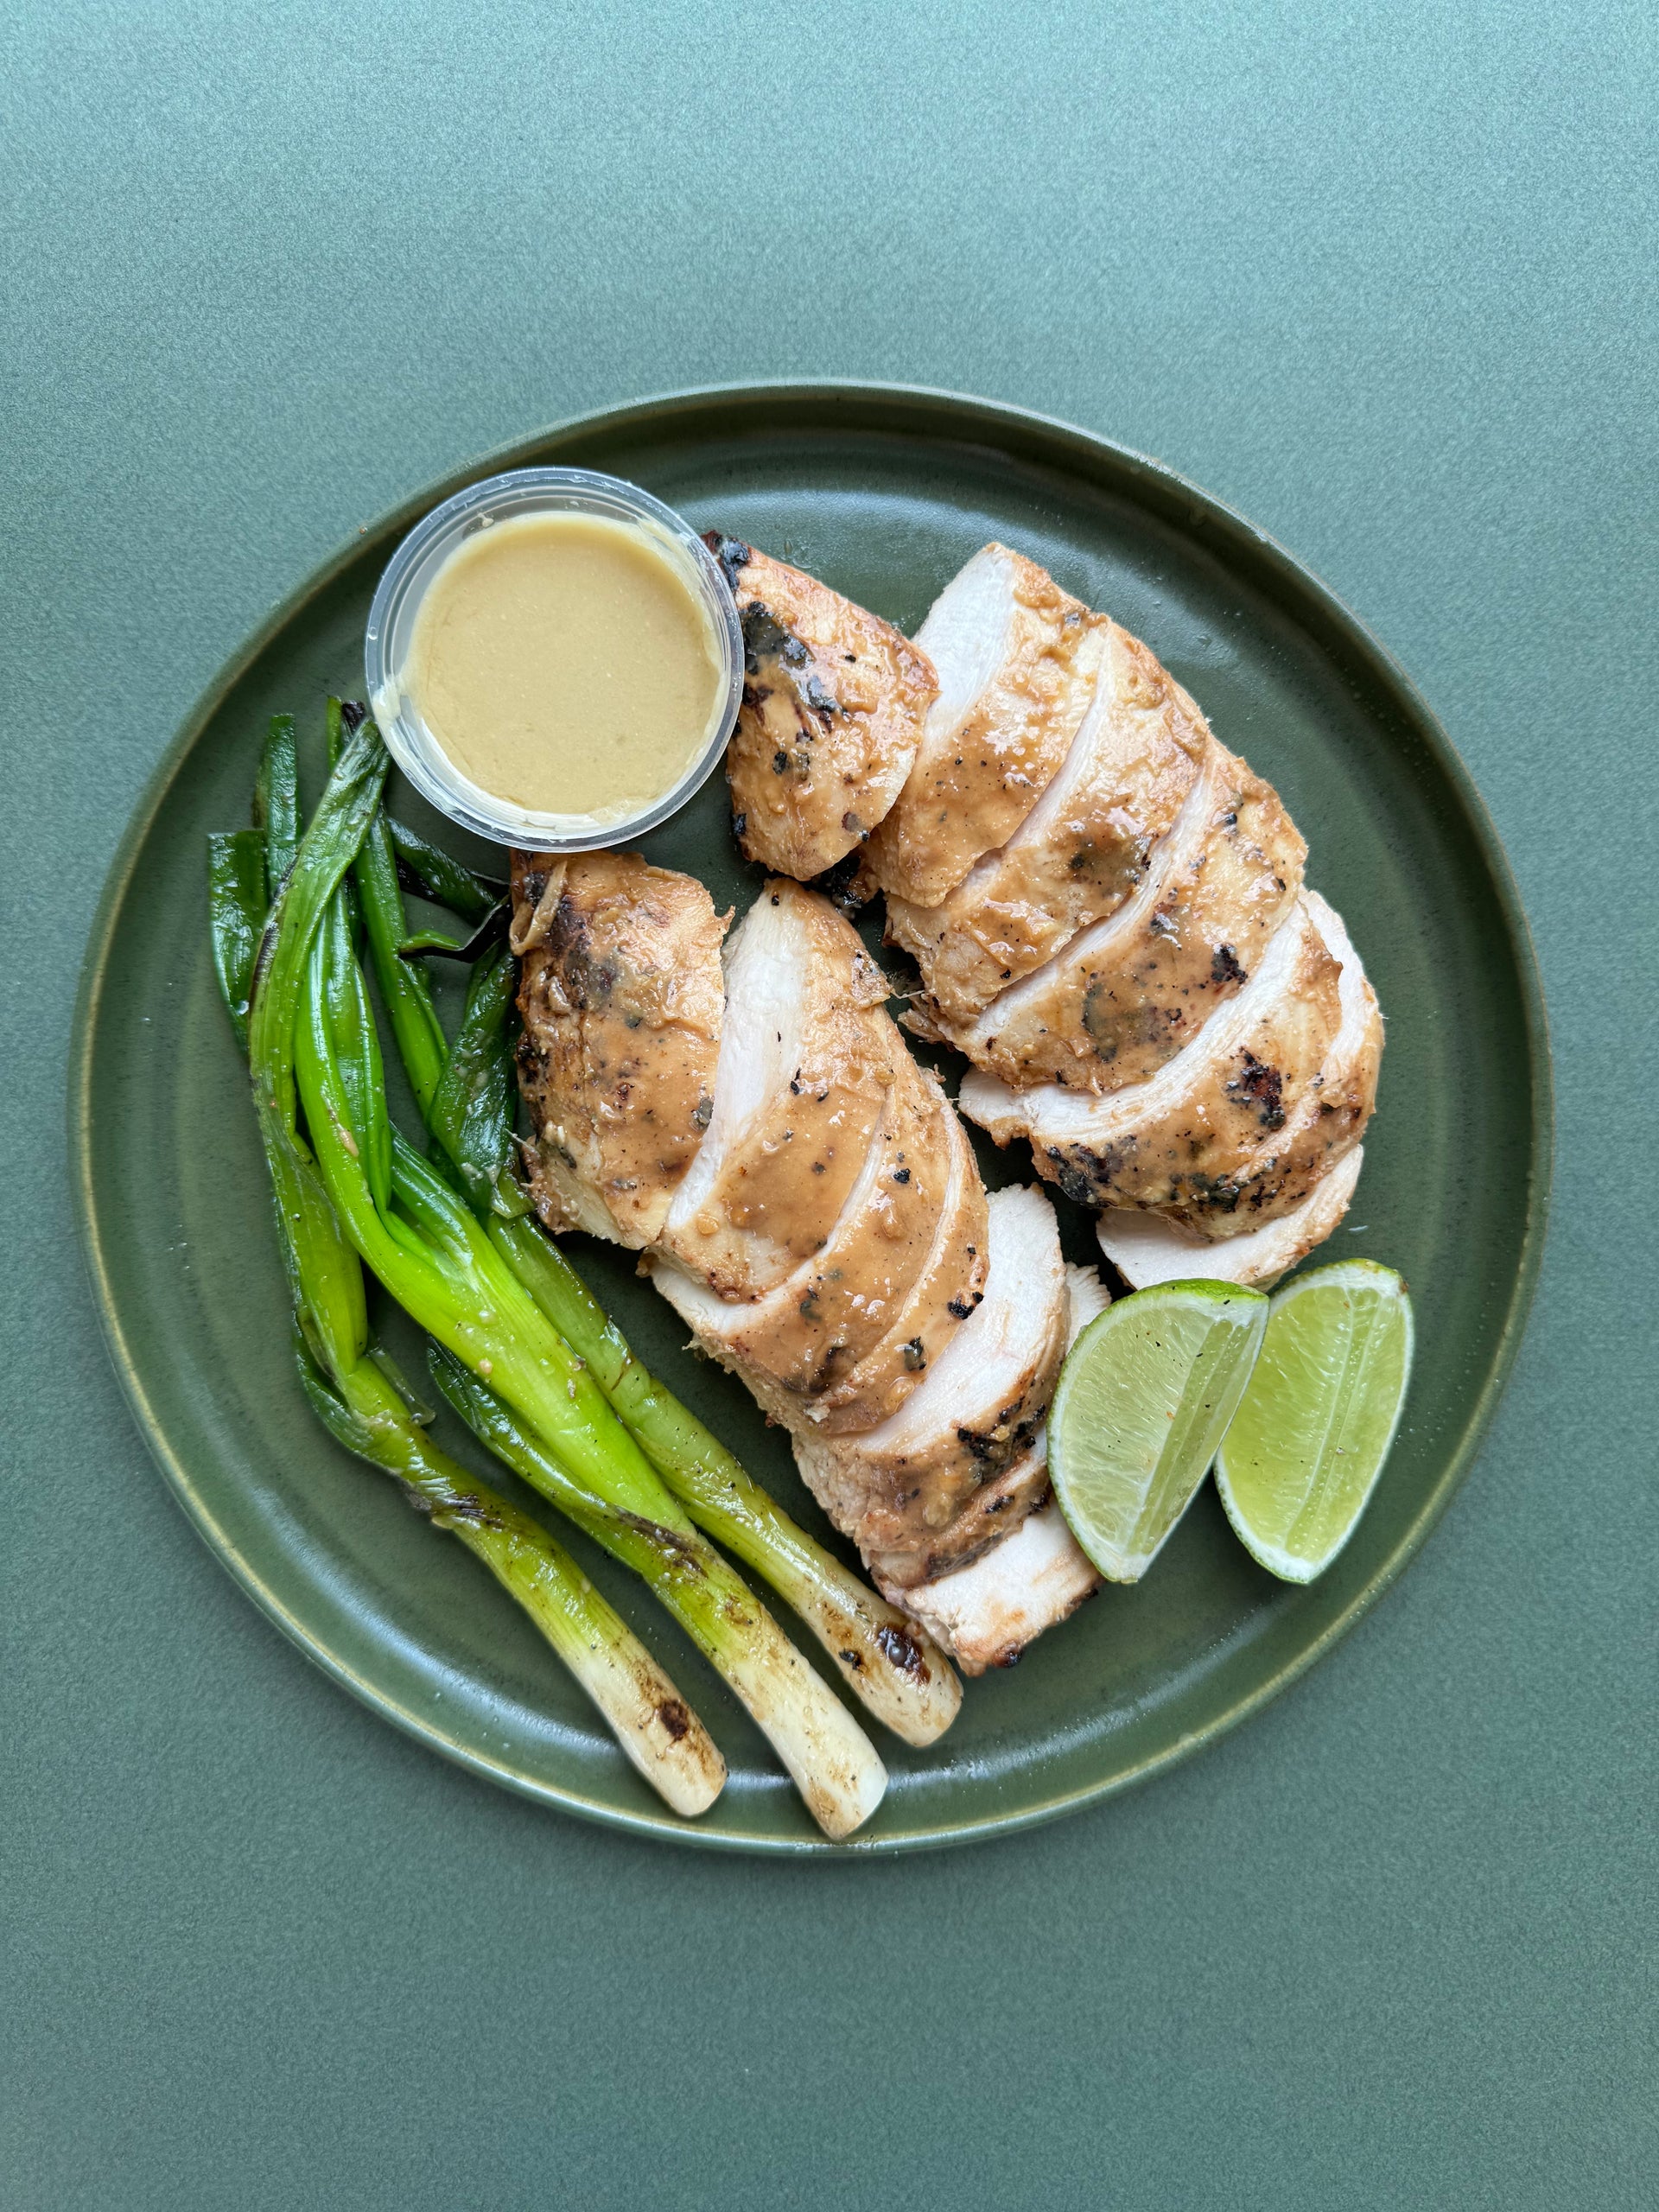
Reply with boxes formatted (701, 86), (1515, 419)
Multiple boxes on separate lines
(365, 467), (741, 851)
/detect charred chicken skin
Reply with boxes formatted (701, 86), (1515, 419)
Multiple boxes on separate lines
(512, 851), (728, 1249)
(710, 535), (938, 885)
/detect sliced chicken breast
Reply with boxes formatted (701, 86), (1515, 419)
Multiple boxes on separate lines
(885, 1497), (1100, 1675)
(963, 891), (1378, 1236)
(651, 1259), (804, 1433)
(651, 879), (988, 1440)
(709, 535), (938, 882)
(1097, 1143), (1366, 1290)
(925, 740), (1305, 1094)
(660, 880), (894, 1299)
(512, 850), (727, 1248)
(806, 1102), (989, 1437)
(884, 619), (1210, 1024)
(1062, 1261), (1114, 1339)
(878, 1264), (1110, 1673)
(1260, 889), (1382, 1214)
(863, 544), (1105, 907)
(652, 1089), (986, 1442)
(651, 1051), (952, 1405)
(793, 1183), (1069, 1586)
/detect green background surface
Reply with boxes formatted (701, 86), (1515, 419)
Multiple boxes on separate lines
(3, 1), (1653, 2203)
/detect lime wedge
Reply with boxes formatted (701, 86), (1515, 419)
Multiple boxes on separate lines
(1216, 1260), (1414, 1583)
(1048, 1281), (1269, 1581)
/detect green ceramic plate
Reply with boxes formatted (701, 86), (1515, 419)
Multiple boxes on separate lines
(71, 385), (1551, 1854)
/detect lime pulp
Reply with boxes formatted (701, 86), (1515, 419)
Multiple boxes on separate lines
(1047, 1281), (1269, 1582)
(1215, 1259), (1414, 1583)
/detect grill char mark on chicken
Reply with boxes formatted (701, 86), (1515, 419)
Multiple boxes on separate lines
(512, 850), (727, 1249)
(963, 892), (1382, 1239)
(1097, 1141), (1368, 1292)
(713, 537), (938, 885)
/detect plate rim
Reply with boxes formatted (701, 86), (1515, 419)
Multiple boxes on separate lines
(68, 379), (1554, 1855)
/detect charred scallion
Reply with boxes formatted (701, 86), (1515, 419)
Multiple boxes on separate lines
(296, 1325), (725, 1815)
(490, 1217), (963, 1745)
(389, 816), (504, 923)
(215, 721), (723, 1816)
(283, 755), (885, 1838)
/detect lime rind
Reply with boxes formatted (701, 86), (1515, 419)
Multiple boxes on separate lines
(1215, 1260), (1414, 1584)
(1048, 1281), (1269, 1582)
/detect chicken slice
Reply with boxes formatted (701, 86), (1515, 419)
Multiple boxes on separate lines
(963, 891), (1378, 1236)
(806, 1103), (988, 1436)
(1062, 1260), (1114, 1339)
(886, 1497), (1096, 1675)
(793, 1183), (1069, 1586)
(660, 880), (894, 1299)
(880, 1264), (1110, 1674)
(652, 1084), (986, 1430)
(862, 544), (1105, 907)
(884, 619), (1210, 1025)
(1097, 1143), (1366, 1291)
(652, 878), (988, 1436)
(709, 535), (938, 882)
(512, 850), (727, 1249)
(927, 739), (1306, 1094)
(1262, 890), (1382, 1211)
(651, 1051), (952, 1406)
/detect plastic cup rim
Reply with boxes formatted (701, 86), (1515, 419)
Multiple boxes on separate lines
(363, 465), (743, 852)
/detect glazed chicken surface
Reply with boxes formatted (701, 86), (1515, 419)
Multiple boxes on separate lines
(658, 880), (903, 1302)
(862, 544), (1106, 908)
(792, 1184), (1070, 1590)
(710, 536), (938, 884)
(512, 850), (728, 1248)
(654, 880), (990, 1440)
(962, 890), (1382, 1239)
(888, 1264), (1108, 1672)
(882, 616), (1211, 1022)
(923, 741), (1306, 1094)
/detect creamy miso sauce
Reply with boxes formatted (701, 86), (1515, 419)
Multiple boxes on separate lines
(406, 512), (722, 819)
